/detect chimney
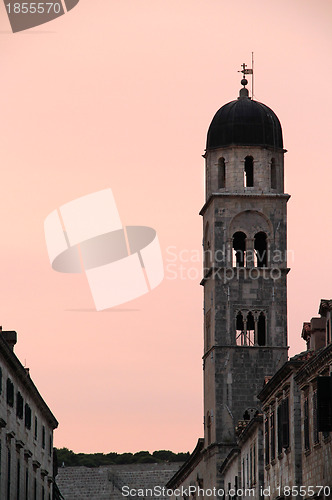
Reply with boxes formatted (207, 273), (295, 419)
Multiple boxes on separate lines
(302, 318), (326, 351)
(2, 330), (17, 351)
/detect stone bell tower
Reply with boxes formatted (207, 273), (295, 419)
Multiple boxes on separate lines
(200, 68), (290, 487)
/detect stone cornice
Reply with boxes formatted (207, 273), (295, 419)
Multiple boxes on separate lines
(294, 343), (332, 386)
(203, 345), (288, 361)
(200, 267), (290, 285)
(200, 192), (291, 216)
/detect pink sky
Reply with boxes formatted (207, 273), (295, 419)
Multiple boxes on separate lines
(0, 0), (332, 454)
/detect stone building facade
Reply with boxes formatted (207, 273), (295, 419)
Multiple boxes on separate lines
(221, 414), (264, 500)
(0, 328), (58, 499)
(295, 310), (332, 492)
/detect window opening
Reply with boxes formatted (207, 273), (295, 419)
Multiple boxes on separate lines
(232, 232), (246, 267)
(244, 156), (254, 187)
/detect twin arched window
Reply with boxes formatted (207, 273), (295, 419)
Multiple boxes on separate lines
(232, 231), (268, 267)
(236, 311), (266, 346)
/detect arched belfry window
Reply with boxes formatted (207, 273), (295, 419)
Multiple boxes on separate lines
(244, 156), (254, 187)
(204, 222), (211, 271)
(258, 312), (266, 346)
(236, 312), (244, 346)
(271, 158), (277, 189)
(206, 412), (212, 445)
(246, 311), (255, 346)
(232, 232), (246, 267)
(218, 157), (226, 189)
(254, 232), (267, 267)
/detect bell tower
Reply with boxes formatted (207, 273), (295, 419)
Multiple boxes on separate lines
(200, 70), (290, 487)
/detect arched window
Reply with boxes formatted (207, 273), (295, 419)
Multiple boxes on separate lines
(271, 158), (277, 189)
(218, 157), (226, 189)
(236, 311), (244, 346)
(204, 222), (211, 271)
(258, 312), (266, 346)
(254, 232), (267, 267)
(232, 232), (246, 267)
(246, 311), (255, 346)
(244, 156), (254, 187)
(207, 412), (212, 445)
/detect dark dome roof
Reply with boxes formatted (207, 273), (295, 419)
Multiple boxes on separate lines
(206, 96), (283, 150)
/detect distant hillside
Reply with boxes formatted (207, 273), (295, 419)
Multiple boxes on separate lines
(55, 448), (190, 468)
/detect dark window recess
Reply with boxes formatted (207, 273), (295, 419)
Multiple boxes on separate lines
(17, 459), (20, 500)
(49, 435), (52, 456)
(313, 391), (319, 444)
(281, 398), (290, 448)
(257, 312), (266, 346)
(42, 426), (46, 449)
(207, 413), (211, 445)
(264, 416), (269, 465)
(34, 416), (38, 440)
(317, 377), (332, 432)
(244, 156), (254, 187)
(304, 397), (310, 450)
(271, 158), (277, 189)
(270, 412), (275, 460)
(254, 232), (267, 267)
(233, 231), (246, 267)
(25, 467), (29, 500)
(25, 404), (32, 430)
(16, 392), (24, 419)
(218, 158), (226, 189)
(6, 379), (14, 407)
(7, 448), (11, 500)
(327, 319), (331, 344)
(277, 404), (282, 455)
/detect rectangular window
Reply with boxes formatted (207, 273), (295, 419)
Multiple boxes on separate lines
(34, 476), (37, 500)
(49, 434), (52, 457)
(304, 397), (310, 451)
(7, 448), (11, 500)
(16, 392), (24, 419)
(34, 416), (38, 441)
(25, 404), (31, 430)
(249, 448), (252, 487)
(317, 376), (332, 432)
(17, 458), (21, 499)
(282, 398), (290, 448)
(270, 412), (275, 460)
(253, 443), (256, 484)
(277, 404), (282, 455)
(313, 390), (319, 444)
(6, 379), (14, 407)
(264, 416), (269, 465)
(246, 454), (249, 487)
(25, 467), (29, 500)
(242, 458), (245, 487)
(42, 426), (46, 449)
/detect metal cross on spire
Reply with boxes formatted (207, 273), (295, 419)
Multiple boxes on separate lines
(237, 53), (255, 99)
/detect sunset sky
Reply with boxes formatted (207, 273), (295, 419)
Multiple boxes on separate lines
(0, 0), (332, 454)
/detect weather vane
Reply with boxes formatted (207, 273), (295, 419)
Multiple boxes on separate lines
(238, 53), (254, 99)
